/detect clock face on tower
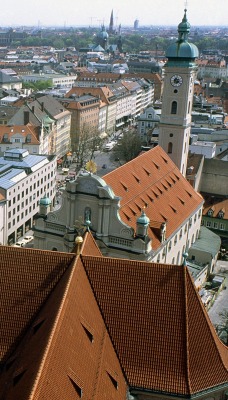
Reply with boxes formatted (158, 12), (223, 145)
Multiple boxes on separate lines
(170, 75), (183, 87)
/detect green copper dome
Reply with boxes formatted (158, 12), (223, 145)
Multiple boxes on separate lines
(137, 210), (150, 226)
(39, 194), (52, 206)
(166, 10), (199, 60)
(97, 25), (109, 40)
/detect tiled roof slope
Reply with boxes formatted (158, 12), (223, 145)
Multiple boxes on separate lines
(0, 124), (40, 144)
(202, 194), (228, 219)
(0, 246), (75, 365)
(0, 246), (127, 399)
(82, 255), (228, 395)
(81, 231), (103, 256)
(104, 146), (203, 249)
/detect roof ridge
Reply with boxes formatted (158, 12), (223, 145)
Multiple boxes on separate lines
(183, 266), (192, 394)
(186, 268), (228, 390)
(29, 256), (77, 398)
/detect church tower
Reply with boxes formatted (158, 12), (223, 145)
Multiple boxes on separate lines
(109, 9), (114, 34)
(159, 10), (199, 177)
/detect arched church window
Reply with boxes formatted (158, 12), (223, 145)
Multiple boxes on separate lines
(188, 101), (191, 114)
(168, 142), (173, 154)
(171, 101), (177, 114)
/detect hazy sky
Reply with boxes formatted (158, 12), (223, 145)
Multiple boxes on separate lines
(1, 0), (226, 27)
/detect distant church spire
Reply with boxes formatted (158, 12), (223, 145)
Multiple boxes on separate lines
(109, 9), (114, 34)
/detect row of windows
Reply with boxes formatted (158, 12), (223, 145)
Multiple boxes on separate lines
(8, 167), (55, 191)
(161, 214), (201, 255)
(8, 191), (51, 229)
(203, 220), (225, 230)
(8, 182), (53, 208)
(8, 189), (53, 218)
(8, 205), (36, 228)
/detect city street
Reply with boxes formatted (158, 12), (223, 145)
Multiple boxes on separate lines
(57, 149), (123, 181)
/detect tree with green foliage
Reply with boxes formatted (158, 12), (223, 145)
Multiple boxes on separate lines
(22, 80), (53, 91)
(113, 130), (142, 162)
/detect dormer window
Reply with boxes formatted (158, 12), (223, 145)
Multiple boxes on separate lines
(207, 208), (214, 217)
(218, 210), (224, 219)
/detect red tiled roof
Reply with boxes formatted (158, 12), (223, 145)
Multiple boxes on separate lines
(65, 86), (115, 105)
(1, 234), (227, 399)
(0, 245), (127, 400)
(104, 146), (203, 249)
(0, 246), (75, 364)
(0, 124), (40, 144)
(202, 194), (228, 219)
(82, 255), (228, 395)
(81, 231), (103, 256)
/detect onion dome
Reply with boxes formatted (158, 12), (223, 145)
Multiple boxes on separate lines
(137, 210), (150, 226)
(166, 9), (199, 61)
(39, 193), (52, 206)
(97, 25), (109, 40)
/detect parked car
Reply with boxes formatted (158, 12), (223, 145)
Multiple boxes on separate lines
(104, 141), (116, 152)
(13, 242), (25, 247)
(23, 236), (33, 242)
(79, 169), (89, 176)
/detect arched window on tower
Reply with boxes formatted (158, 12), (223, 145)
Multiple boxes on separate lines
(171, 101), (177, 114)
(188, 101), (191, 114)
(168, 142), (173, 154)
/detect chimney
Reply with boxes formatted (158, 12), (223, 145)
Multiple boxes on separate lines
(24, 111), (30, 125)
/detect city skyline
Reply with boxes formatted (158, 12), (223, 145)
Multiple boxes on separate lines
(1, 0), (227, 28)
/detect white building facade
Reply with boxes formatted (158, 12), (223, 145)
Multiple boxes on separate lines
(0, 149), (56, 245)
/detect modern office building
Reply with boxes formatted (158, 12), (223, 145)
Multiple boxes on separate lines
(0, 148), (56, 245)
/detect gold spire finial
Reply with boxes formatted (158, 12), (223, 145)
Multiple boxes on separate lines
(75, 235), (83, 255)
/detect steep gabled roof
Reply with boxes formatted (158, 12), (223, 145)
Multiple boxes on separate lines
(0, 245), (127, 400)
(0, 124), (40, 144)
(81, 231), (103, 256)
(1, 235), (227, 399)
(202, 194), (228, 219)
(104, 146), (203, 249)
(82, 255), (228, 395)
(0, 246), (75, 365)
